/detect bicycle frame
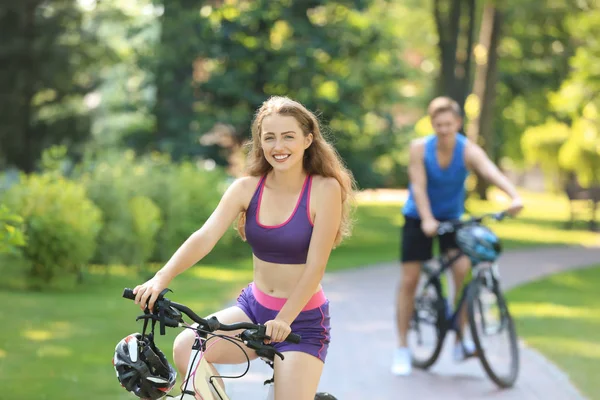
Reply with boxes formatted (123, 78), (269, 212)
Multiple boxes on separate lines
(177, 331), (275, 400)
(423, 251), (500, 339)
(178, 334), (228, 400)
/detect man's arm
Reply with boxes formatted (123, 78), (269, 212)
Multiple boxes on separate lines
(465, 142), (523, 211)
(408, 140), (439, 235)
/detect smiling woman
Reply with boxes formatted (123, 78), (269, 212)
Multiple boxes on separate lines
(130, 96), (357, 400)
(261, 115), (311, 170)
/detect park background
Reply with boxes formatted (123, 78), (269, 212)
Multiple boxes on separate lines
(1, 0), (599, 398)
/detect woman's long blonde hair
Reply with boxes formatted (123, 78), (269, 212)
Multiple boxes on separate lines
(237, 96), (356, 246)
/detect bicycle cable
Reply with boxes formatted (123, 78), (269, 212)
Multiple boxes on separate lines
(178, 325), (253, 399)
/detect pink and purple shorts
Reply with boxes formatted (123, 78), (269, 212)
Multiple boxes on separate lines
(235, 283), (331, 363)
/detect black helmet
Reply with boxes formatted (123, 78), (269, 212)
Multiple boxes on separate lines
(113, 333), (177, 399)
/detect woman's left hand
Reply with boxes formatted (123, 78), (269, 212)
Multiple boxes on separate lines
(264, 319), (292, 343)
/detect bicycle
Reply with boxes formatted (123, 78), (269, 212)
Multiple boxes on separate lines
(120, 288), (338, 400)
(407, 211), (519, 388)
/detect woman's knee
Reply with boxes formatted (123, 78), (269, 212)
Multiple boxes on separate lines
(274, 352), (324, 400)
(173, 328), (196, 374)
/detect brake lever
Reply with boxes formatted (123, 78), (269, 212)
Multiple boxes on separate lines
(238, 328), (286, 360)
(255, 344), (285, 361)
(135, 313), (180, 328)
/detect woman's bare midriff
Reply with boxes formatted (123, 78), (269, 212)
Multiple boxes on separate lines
(252, 255), (322, 298)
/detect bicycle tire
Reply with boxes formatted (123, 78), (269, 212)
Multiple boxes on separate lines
(315, 392), (337, 399)
(467, 278), (519, 388)
(409, 282), (446, 369)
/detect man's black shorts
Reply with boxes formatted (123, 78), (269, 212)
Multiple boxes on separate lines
(401, 216), (459, 262)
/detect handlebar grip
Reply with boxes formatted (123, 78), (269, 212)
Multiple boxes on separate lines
(123, 288), (135, 300)
(286, 333), (301, 344)
(437, 223), (453, 235)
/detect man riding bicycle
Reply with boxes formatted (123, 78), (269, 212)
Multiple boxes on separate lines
(392, 96), (523, 376)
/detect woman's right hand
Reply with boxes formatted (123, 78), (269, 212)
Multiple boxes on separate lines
(133, 274), (172, 312)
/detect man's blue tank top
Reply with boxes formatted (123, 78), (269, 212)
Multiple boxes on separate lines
(402, 134), (469, 220)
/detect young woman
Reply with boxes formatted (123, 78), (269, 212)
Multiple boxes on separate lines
(133, 96), (356, 399)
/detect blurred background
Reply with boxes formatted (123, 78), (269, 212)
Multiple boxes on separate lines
(1, 0), (600, 399)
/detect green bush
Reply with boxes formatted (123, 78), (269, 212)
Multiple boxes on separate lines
(77, 150), (148, 265)
(0, 205), (26, 255)
(140, 160), (246, 262)
(75, 150), (246, 266)
(128, 195), (161, 267)
(2, 174), (102, 284)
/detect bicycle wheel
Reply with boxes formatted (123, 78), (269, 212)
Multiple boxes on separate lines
(408, 273), (446, 369)
(467, 276), (519, 388)
(315, 392), (337, 399)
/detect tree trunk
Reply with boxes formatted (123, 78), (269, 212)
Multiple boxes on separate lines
(19, 3), (37, 173)
(153, 0), (202, 156)
(433, 0), (477, 112)
(466, 4), (503, 200)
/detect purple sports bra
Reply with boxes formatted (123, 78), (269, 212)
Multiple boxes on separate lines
(245, 175), (314, 264)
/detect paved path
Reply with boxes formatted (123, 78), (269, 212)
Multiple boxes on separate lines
(216, 245), (600, 399)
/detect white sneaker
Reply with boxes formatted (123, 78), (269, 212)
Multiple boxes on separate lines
(453, 340), (476, 362)
(391, 347), (412, 376)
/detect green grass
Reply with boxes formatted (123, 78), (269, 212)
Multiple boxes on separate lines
(0, 263), (253, 399)
(466, 189), (600, 249)
(507, 265), (600, 400)
(0, 188), (598, 398)
(330, 187), (600, 270)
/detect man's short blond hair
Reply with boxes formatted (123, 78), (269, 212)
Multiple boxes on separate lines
(427, 96), (462, 119)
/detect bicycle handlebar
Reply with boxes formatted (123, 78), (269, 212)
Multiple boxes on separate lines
(122, 288), (301, 344)
(437, 210), (508, 235)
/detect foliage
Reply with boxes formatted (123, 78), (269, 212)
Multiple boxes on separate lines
(129, 195), (162, 268)
(144, 0), (410, 188)
(2, 173), (102, 285)
(74, 149), (245, 265)
(0, 205), (26, 255)
(497, 0), (582, 164)
(558, 117), (600, 186)
(76, 150), (162, 266)
(84, 0), (160, 152)
(137, 158), (245, 262)
(520, 121), (571, 188)
(0, 0), (116, 172)
(546, 5), (600, 186)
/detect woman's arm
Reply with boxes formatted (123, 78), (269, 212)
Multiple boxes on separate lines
(275, 177), (342, 326)
(134, 177), (253, 309)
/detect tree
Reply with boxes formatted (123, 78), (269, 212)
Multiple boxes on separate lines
(146, 0), (409, 187)
(496, 0), (580, 165)
(0, 1), (113, 172)
(151, 0), (205, 157)
(552, 5), (600, 186)
(432, 0), (477, 110)
(465, 2), (503, 199)
(519, 4), (600, 190)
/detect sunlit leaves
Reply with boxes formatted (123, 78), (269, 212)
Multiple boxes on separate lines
(0, 206), (26, 255)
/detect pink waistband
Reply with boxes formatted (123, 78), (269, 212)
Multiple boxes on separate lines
(251, 283), (327, 311)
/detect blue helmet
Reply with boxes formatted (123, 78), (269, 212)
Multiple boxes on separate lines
(456, 225), (502, 262)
